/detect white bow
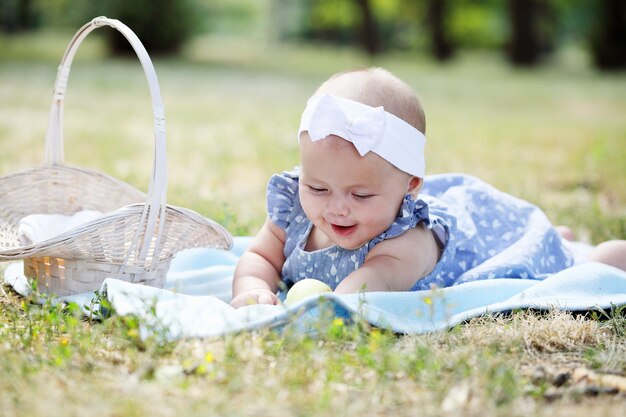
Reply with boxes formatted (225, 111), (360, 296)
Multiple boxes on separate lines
(299, 94), (427, 177)
(307, 94), (387, 156)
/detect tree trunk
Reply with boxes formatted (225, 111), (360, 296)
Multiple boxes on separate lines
(507, 0), (540, 66)
(427, 0), (454, 61)
(354, 0), (381, 56)
(590, 0), (626, 70)
(1, 0), (37, 32)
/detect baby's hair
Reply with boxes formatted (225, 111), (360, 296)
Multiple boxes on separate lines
(314, 67), (426, 134)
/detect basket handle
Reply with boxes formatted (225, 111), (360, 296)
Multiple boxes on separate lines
(44, 16), (167, 269)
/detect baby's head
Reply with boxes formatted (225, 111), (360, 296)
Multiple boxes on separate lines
(313, 67), (426, 135)
(297, 68), (427, 249)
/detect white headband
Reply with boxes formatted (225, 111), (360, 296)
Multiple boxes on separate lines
(299, 93), (426, 177)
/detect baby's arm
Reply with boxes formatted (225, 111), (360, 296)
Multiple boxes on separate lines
(335, 223), (439, 294)
(231, 219), (286, 308)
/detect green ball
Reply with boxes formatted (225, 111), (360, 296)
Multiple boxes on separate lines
(285, 279), (332, 306)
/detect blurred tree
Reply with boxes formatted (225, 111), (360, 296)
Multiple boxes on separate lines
(589, 0), (626, 70)
(297, 0), (427, 55)
(427, 0), (454, 61)
(449, 0), (506, 49)
(355, 0), (381, 55)
(507, 0), (540, 65)
(93, 0), (201, 55)
(296, 0), (383, 55)
(296, 0), (356, 46)
(0, 0), (40, 32)
(506, 0), (556, 66)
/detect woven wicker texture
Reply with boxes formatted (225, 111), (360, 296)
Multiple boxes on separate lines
(0, 17), (233, 296)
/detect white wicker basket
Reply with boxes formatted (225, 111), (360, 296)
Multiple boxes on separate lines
(0, 17), (233, 296)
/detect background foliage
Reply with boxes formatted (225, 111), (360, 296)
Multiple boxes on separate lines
(0, 0), (624, 68)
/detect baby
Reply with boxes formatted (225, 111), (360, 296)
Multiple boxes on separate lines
(231, 67), (626, 308)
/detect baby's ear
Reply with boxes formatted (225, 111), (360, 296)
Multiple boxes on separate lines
(406, 176), (423, 198)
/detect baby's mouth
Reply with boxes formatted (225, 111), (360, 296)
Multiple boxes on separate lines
(331, 223), (357, 237)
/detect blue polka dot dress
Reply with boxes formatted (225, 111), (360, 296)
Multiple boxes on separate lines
(267, 169), (574, 291)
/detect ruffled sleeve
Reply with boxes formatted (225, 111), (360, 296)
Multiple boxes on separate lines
(266, 170), (300, 230)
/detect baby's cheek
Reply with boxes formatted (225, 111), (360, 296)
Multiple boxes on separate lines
(369, 209), (397, 231)
(359, 219), (391, 243)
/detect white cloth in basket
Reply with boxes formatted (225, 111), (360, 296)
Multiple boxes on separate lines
(18, 210), (102, 245)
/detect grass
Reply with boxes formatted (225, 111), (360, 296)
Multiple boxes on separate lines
(1, 30), (625, 416)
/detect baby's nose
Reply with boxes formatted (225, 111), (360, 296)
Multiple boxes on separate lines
(328, 195), (349, 216)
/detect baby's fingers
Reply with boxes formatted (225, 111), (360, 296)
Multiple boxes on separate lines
(230, 294), (258, 308)
(230, 290), (279, 308)
(257, 292), (279, 305)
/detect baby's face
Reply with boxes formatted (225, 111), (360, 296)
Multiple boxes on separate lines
(299, 134), (412, 250)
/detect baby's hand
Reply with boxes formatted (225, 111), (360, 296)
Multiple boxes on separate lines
(230, 289), (281, 309)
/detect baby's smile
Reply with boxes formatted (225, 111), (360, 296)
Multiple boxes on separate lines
(331, 223), (357, 237)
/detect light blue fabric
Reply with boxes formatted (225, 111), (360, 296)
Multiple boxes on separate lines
(268, 171), (574, 291)
(98, 247), (626, 339)
(4, 238), (625, 341)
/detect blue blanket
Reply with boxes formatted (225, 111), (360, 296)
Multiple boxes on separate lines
(4, 237), (626, 340)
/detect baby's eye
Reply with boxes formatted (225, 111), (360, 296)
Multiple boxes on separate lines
(352, 193), (373, 200)
(307, 185), (327, 193)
